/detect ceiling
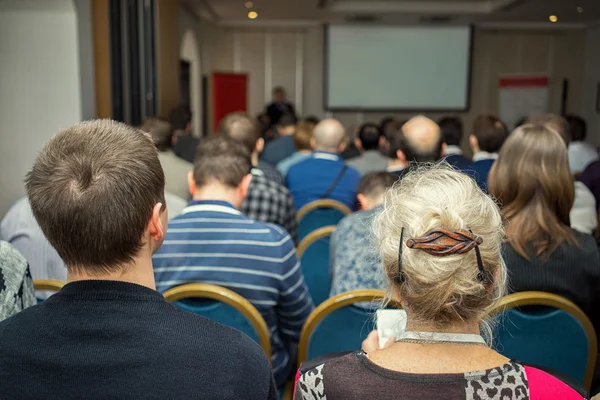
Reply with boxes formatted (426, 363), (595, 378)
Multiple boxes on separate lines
(183, 0), (600, 25)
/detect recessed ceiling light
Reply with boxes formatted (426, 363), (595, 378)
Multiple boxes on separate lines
(248, 11), (258, 19)
(245, 1), (253, 8)
(577, 7), (583, 13)
(549, 15), (558, 23)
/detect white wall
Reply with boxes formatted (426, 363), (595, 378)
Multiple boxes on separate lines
(583, 25), (600, 146)
(0, 0), (83, 215)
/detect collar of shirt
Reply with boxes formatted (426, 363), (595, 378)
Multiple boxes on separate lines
(387, 164), (406, 172)
(181, 200), (241, 216)
(472, 151), (498, 162)
(445, 145), (463, 156)
(312, 151), (341, 162)
(251, 167), (264, 176)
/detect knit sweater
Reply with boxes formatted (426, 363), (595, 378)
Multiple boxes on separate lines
(0, 280), (277, 400)
(0, 241), (35, 321)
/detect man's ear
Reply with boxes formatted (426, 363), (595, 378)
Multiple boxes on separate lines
(148, 202), (166, 243)
(440, 143), (447, 158)
(469, 135), (478, 152)
(255, 138), (265, 154)
(357, 193), (369, 210)
(310, 137), (317, 151)
(338, 140), (347, 154)
(354, 138), (362, 152)
(188, 171), (196, 197)
(239, 173), (253, 199)
(397, 150), (407, 165)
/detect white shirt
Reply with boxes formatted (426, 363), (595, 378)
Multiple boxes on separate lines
(568, 142), (598, 174)
(472, 151), (498, 162)
(570, 182), (597, 235)
(444, 145), (463, 156)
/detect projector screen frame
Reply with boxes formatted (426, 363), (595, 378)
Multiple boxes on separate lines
(323, 24), (475, 113)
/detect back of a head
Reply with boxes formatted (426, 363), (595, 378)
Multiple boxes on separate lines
(374, 165), (505, 326)
(193, 136), (252, 189)
(472, 115), (508, 153)
(438, 117), (463, 147)
(303, 116), (320, 126)
(358, 123), (382, 151)
(380, 117), (397, 140)
(357, 172), (396, 202)
(278, 113), (297, 128)
(293, 121), (315, 151)
(218, 112), (260, 154)
(25, 120), (165, 273)
(169, 105), (192, 131)
(488, 124), (576, 259)
(313, 119), (346, 152)
(565, 114), (587, 142)
(140, 117), (174, 152)
(527, 113), (570, 145)
(391, 116), (443, 163)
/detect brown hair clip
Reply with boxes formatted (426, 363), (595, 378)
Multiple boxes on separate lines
(396, 227), (491, 284)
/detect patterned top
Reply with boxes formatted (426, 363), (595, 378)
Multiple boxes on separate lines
(258, 161), (284, 185)
(329, 207), (387, 300)
(0, 241), (36, 321)
(242, 169), (298, 243)
(294, 352), (587, 400)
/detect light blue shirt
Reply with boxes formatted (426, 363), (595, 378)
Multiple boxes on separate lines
(276, 151), (311, 177)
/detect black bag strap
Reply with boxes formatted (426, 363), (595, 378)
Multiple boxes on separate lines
(321, 165), (348, 200)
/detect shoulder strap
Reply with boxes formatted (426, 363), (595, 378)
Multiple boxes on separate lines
(321, 165), (348, 200)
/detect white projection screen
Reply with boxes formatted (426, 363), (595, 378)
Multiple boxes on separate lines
(326, 25), (473, 111)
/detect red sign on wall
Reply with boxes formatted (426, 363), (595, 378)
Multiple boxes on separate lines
(212, 72), (248, 133)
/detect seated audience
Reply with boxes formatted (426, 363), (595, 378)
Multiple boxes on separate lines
(347, 123), (389, 175)
(265, 86), (296, 127)
(296, 165), (584, 399)
(286, 119), (361, 210)
(153, 136), (313, 386)
(0, 120), (276, 399)
(329, 172), (396, 300)
(0, 241), (35, 321)
(469, 114), (508, 192)
(261, 113), (297, 166)
(170, 105), (199, 164)
(529, 114), (597, 234)
(219, 113), (298, 242)
(566, 114), (598, 174)
(488, 123), (600, 338)
(277, 121), (315, 176)
(579, 159), (600, 210)
(386, 116), (445, 179)
(141, 117), (193, 200)
(438, 116), (471, 170)
(340, 125), (361, 160)
(303, 115), (320, 126)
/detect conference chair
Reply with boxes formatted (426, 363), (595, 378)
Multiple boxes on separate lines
(296, 199), (351, 241)
(490, 291), (597, 391)
(297, 226), (336, 306)
(297, 289), (402, 366)
(33, 279), (65, 302)
(163, 283), (271, 359)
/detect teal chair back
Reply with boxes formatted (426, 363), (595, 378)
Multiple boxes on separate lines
(491, 292), (597, 391)
(297, 226), (335, 306)
(297, 200), (351, 241)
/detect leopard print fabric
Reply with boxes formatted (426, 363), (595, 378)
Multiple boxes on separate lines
(296, 364), (326, 400)
(464, 361), (529, 400)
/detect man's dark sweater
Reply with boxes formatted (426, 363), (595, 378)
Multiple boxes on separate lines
(0, 280), (277, 400)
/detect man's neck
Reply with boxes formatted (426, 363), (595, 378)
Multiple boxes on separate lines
(67, 257), (156, 290)
(193, 184), (242, 209)
(278, 128), (295, 136)
(251, 152), (259, 167)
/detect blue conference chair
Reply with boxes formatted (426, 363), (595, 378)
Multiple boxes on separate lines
(296, 199), (351, 241)
(297, 226), (336, 306)
(163, 283), (271, 359)
(491, 291), (597, 391)
(297, 290), (401, 365)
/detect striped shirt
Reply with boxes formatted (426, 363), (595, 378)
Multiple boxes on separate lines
(153, 200), (314, 385)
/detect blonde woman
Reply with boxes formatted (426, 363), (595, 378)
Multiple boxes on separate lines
(294, 165), (586, 400)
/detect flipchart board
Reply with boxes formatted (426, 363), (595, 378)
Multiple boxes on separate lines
(212, 72), (248, 132)
(499, 75), (549, 130)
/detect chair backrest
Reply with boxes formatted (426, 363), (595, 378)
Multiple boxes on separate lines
(297, 226), (335, 306)
(163, 283), (271, 359)
(297, 289), (401, 366)
(490, 291), (597, 390)
(33, 279), (66, 303)
(296, 199), (351, 241)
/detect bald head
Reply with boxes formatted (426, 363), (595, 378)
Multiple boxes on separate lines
(312, 119), (347, 153)
(390, 116), (444, 163)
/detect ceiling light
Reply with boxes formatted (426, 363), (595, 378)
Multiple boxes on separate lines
(577, 7), (583, 13)
(248, 11), (258, 19)
(549, 15), (558, 23)
(245, 1), (253, 8)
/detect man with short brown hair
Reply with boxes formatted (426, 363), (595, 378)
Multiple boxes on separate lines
(469, 114), (508, 191)
(0, 120), (276, 400)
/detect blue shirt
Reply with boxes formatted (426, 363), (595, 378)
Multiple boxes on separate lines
(471, 159), (495, 192)
(276, 152), (311, 177)
(152, 200), (314, 384)
(286, 152), (361, 210)
(261, 135), (296, 167)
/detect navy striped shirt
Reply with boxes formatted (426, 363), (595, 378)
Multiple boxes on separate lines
(153, 200), (314, 384)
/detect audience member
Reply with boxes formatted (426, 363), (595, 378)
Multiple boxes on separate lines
(469, 114), (507, 192)
(141, 117), (193, 200)
(340, 125), (361, 160)
(566, 114), (598, 174)
(170, 105), (199, 164)
(488, 123), (600, 336)
(347, 123), (389, 175)
(0, 120), (276, 399)
(438, 116), (471, 170)
(261, 113), (297, 166)
(218, 113), (298, 242)
(579, 159), (600, 210)
(265, 86), (296, 127)
(529, 114), (597, 234)
(296, 165), (584, 399)
(286, 119), (361, 210)
(0, 241), (35, 321)
(153, 136), (313, 386)
(386, 116), (444, 179)
(303, 115), (320, 125)
(329, 172), (396, 300)
(277, 121), (315, 176)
